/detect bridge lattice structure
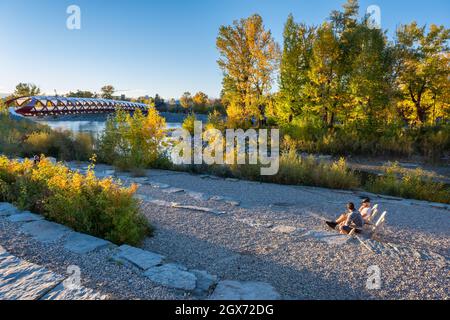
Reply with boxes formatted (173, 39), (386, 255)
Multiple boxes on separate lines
(7, 96), (149, 116)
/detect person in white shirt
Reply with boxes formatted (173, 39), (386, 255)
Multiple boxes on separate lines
(359, 198), (372, 222)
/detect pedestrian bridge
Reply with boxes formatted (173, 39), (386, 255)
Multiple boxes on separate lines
(7, 96), (149, 116)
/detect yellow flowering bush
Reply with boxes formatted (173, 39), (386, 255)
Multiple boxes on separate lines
(0, 156), (151, 245)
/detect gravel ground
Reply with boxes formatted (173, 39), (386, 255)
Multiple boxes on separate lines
(0, 218), (191, 300)
(1, 163), (449, 300)
(133, 168), (449, 300)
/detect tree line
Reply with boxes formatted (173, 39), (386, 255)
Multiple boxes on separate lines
(217, 0), (449, 129)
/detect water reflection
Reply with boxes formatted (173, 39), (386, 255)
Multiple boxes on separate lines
(33, 119), (181, 136)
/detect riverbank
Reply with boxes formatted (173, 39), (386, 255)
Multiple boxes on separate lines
(1, 161), (448, 299)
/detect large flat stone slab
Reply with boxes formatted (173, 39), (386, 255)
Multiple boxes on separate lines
(162, 187), (184, 194)
(20, 220), (72, 243)
(148, 181), (170, 189)
(0, 203), (19, 216)
(185, 191), (210, 201)
(191, 269), (218, 296)
(303, 230), (350, 245)
(149, 199), (178, 207)
(0, 253), (63, 300)
(114, 245), (164, 270)
(144, 263), (197, 291)
(209, 280), (281, 300)
(40, 282), (106, 300)
(173, 204), (225, 215)
(64, 232), (112, 254)
(7, 212), (44, 223)
(210, 196), (240, 206)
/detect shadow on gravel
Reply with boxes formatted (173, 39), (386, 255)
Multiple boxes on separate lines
(143, 226), (374, 300)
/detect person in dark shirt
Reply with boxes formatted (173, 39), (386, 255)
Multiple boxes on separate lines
(326, 202), (364, 234)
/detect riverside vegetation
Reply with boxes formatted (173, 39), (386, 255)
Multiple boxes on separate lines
(0, 155), (150, 245)
(1, 97), (449, 205)
(0, 0), (448, 238)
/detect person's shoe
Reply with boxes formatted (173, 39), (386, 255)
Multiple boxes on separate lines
(325, 221), (338, 229)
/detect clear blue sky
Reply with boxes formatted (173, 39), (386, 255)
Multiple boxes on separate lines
(0, 0), (448, 99)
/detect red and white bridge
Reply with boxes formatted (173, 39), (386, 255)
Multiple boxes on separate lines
(7, 96), (149, 116)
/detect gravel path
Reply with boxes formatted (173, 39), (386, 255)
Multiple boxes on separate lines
(132, 168), (449, 300)
(1, 162), (449, 300)
(0, 217), (189, 300)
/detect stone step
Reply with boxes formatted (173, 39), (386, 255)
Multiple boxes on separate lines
(63, 232), (114, 254)
(113, 245), (165, 270)
(20, 220), (72, 243)
(144, 263), (197, 291)
(0, 253), (63, 300)
(0, 246), (105, 300)
(7, 212), (44, 223)
(209, 280), (281, 300)
(0, 203), (19, 216)
(173, 204), (225, 215)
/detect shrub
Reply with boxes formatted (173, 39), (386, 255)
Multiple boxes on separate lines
(205, 110), (226, 131)
(366, 162), (450, 204)
(0, 156), (151, 245)
(270, 152), (360, 190)
(182, 113), (197, 135)
(279, 119), (449, 161)
(0, 113), (94, 161)
(209, 150), (360, 190)
(97, 108), (167, 172)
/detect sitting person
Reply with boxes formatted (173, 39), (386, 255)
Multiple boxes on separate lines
(326, 202), (364, 234)
(359, 198), (372, 222)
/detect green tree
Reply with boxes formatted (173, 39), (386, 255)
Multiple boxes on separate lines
(395, 22), (450, 125)
(277, 14), (315, 123)
(67, 90), (97, 98)
(304, 23), (342, 127)
(14, 83), (41, 97)
(101, 85), (115, 99)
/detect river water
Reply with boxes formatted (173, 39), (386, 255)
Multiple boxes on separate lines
(32, 119), (182, 137)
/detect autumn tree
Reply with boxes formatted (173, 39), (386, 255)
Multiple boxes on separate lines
(101, 85), (115, 99)
(193, 91), (209, 106)
(180, 92), (193, 110)
(395, 22), (450, 125)
(98, 107), (166, 170)
(14, 83), (41, 97)
(216, 14), (279, 127)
